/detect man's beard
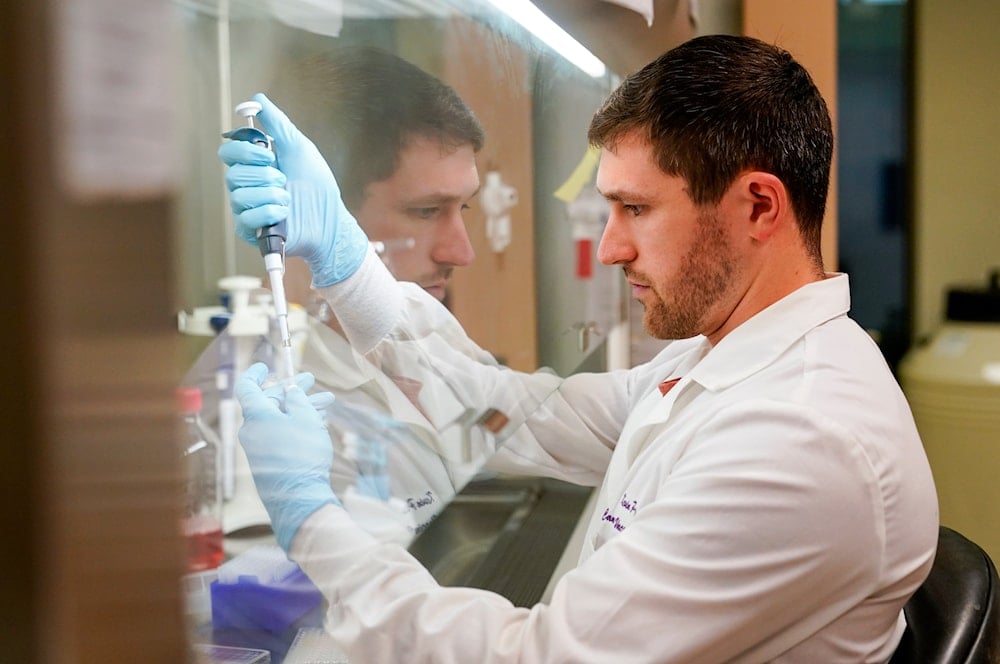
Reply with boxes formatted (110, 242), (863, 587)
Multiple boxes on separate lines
(633, 210), (737, 340)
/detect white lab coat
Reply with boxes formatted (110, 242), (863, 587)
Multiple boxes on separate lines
(299, 316), (506, 543)
(292, 255), (938, 663)
(183, 303), (527, 544)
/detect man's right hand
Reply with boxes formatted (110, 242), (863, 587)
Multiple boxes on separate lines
(218, 93), (370, 287)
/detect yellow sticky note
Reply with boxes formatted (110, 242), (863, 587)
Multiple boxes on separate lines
(553, 145), (600, 203)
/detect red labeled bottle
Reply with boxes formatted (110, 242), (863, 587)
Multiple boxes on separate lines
(177, 386), (224, 571)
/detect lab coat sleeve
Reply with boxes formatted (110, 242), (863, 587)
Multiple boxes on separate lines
(314, 249), (627, 485)
(290, 399), (897, 663)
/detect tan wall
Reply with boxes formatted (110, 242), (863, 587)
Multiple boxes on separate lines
(743, 0), (839, 271)
(696, 0), (742, 36)
(400, 18), (538, 372)
(441, 19), (538, 372)
(911, 0), (1000, 339)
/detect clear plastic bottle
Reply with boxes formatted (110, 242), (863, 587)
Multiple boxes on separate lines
(177, 386), (224, 571)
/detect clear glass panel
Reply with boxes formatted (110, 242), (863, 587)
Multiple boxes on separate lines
(175, 0), (622, 373)
(173, 4), (626, 652)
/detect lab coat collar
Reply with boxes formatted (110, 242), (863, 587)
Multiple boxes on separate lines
(688, 273), (851, 392)
(300, 316), (373, 392)
(301, 314), (470, 442)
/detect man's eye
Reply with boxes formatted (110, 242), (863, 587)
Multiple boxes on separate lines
(623, 204), (644, 216)
(412, 207), (439, 219)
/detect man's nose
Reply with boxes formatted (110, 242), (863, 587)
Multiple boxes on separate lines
(432, 211), (476, 267)
(596, 212), (636, 265)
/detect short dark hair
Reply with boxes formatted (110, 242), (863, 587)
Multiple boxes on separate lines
(273, 47), (485, 210)
(587, 35), (833, 258)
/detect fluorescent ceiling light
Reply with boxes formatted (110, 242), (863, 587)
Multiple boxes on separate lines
(486, 0), (607, 78)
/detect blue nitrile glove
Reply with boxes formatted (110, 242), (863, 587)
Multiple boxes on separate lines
(263, 370), (337, 413)
(236, 363), (341, 551)
(218, 93), (369, 287)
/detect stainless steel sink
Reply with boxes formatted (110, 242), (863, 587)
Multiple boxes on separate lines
(406, 478), (541, 586)
(406, 476), (592, 606)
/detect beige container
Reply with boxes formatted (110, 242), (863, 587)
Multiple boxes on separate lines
(900, 322), (1000, 561)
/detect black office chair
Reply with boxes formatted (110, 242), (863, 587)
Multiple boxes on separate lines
(889, 526), (1000, 664)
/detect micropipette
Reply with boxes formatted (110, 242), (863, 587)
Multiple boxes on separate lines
(223, 101), (296, 385)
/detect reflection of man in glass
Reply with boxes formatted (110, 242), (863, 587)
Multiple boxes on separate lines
(278, 47), (483, 307)
(187, 47), (490, 544)
(278, 47), (491, 542)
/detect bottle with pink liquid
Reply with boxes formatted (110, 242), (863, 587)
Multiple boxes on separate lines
(177, 386), (224, 571)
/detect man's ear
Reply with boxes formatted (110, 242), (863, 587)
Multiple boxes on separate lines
(737, 171), (787, 242)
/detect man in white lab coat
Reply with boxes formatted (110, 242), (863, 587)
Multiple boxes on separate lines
(220, 35), (939, 662)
